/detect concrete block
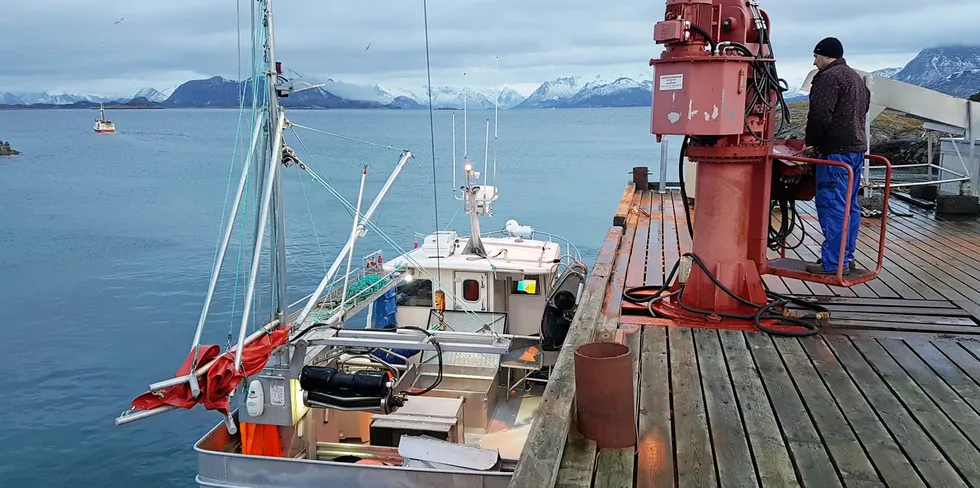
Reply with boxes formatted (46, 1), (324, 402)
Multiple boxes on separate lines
(935, 193), (980, 215)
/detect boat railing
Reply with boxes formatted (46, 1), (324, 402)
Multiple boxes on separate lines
(482, 228), (583, 263)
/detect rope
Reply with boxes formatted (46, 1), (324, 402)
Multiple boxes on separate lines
(290, 122), (405, 152)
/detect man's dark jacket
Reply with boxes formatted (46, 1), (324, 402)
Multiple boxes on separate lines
(805, 58), (871, 154)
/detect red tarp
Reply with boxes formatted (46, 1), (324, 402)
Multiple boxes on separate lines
(130, 326), (292, 416)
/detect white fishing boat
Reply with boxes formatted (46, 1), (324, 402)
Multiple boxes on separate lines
(114, 1), (587, 486)
(93, 103), (115, 133)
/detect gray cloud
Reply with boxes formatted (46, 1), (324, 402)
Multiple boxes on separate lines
(1, 0), (978, 95)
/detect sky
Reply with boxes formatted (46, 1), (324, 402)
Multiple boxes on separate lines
(2, 0), (979, 97)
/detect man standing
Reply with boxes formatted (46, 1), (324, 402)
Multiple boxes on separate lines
(804, 37), (871, 275)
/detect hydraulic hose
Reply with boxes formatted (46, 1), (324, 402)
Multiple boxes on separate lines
(678, 136), (694, 239)
(622, 252), (826, 337)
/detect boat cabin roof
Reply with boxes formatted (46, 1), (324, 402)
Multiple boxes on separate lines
(385, 235), (562, 275)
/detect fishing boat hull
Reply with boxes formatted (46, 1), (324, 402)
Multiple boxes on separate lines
(194, 411), (514, 488)
(94, 124), (115, 133)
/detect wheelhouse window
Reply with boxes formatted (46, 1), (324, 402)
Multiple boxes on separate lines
(462, 279), (481, 302)
(511, 275), (541, 295)
(396, 279), (433, 307)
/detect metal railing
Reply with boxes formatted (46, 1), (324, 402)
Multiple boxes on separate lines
(864, 135), (973, 195)
(768, 154), (893, 287)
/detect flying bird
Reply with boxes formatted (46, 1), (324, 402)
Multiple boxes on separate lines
(115, 17), (124, 24)
(365, 42), (372, 51)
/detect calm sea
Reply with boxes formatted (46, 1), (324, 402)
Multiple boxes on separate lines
(0, 107), (679, 486)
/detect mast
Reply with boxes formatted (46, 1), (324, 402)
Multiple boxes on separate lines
(265, 0), (288, 325)
(233, 0), (288, 370)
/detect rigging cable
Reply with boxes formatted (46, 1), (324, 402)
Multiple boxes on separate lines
(288, 140), (492, 331)
(289, 122), (404, 152)
(422, 0), (443, 312)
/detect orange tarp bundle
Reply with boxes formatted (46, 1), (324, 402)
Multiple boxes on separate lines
(241, 422), (282, 457)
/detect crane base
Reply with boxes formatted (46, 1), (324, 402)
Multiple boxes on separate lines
(645, 295), (780, 331)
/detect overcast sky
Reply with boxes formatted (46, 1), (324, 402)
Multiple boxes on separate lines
(2, 0), (978, 97)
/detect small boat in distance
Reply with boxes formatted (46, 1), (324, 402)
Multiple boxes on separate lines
(93, 103), (115, 133)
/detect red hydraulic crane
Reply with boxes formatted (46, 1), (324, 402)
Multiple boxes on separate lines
(636, 0), (893, 333)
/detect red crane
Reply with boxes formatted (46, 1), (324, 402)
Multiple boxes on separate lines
(642, 0), (893, 331)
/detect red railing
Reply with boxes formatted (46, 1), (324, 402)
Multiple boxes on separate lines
(770, 153), (892, 287)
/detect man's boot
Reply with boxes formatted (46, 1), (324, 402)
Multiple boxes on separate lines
(806, 258), (855, 275)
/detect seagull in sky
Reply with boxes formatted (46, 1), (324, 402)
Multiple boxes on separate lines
(365, 42), (372, 51)
(115, 17), (124, 24)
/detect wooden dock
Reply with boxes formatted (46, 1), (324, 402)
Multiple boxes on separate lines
(510, 180), (980, 488)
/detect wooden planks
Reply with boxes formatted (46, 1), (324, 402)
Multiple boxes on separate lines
(538, 183), (980, 488)
(600, 330), (980, 487)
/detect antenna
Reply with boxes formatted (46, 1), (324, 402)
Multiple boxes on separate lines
(493, 56), (499, 187)
(483, 119), (490, 186)
(453, 112), (461, 200)
(463, 72), (468, 160)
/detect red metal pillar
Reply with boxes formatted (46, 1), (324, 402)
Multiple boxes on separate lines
(682, 161), (767, 314)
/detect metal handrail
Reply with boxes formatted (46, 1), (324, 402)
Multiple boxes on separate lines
(771, 154), (892, 286)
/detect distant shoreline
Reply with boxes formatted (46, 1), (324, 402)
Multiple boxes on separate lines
(0, 105), (647, 111)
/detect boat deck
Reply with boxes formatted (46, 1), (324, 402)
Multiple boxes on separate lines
(510, 179), (980, 488)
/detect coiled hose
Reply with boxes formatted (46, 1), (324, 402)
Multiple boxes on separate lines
(623, 252), (826, 337)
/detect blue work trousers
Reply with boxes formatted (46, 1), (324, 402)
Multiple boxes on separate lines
(815, 152), (864, 271)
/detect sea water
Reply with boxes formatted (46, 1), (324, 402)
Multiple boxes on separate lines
(0, 106), (680, 486)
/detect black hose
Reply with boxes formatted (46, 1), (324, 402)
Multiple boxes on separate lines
(397, 326), (444, 395)
(622, 252), (826, 337)
(678, 136), (694, 239)
(767, 199), (806, 251)
(688, 24), (717, 55)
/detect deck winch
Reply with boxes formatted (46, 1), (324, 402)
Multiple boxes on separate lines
(300, 366), (406, 414)
(635, 0), (893, 333)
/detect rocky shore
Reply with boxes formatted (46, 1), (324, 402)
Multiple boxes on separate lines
(777, 102), (928, 165)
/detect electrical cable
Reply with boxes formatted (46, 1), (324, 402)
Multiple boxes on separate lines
(622, 252), (826, 337)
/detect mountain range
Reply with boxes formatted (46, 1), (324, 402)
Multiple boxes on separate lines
(2, 46), (978, 110)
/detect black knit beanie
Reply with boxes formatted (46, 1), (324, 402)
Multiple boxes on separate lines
(814, 37), (844, 58)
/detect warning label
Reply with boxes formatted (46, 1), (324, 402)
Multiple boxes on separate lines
(659, 74), (684, 91)
(270, 384), (286, 406)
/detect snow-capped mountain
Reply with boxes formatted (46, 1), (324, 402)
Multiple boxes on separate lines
(133, 86), (176, 103)
(0, 92), (25, 105)
(872, 67), (902, 79)
(374, 85), (526, 110)
(9, 92), (116, 105)
(515, 76), (587, 109)
(493, 88), (526, 109)
(563, 77), (653, 107)
(891, 46), (980, 98)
